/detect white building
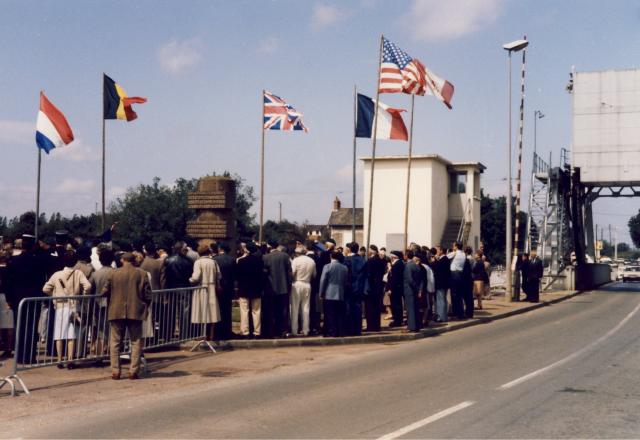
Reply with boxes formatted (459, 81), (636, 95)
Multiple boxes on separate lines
(362, 155), (485, 251)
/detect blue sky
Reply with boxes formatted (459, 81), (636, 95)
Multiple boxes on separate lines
(1, 0), (639, 244)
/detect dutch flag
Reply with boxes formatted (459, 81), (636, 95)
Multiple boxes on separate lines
(36, 92), (74, 154)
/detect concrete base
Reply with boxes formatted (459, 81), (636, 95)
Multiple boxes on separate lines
(575, 263), (612, 291)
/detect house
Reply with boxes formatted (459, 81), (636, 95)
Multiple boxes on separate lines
(361, 154), (485, 251)
(327, 197), (363, 248)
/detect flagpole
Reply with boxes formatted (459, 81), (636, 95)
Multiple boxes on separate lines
(366, 34), (384, 255)
(259, 89), (265, 243)
(101, 74), (106, 232)
(403, 94), (415, 252)
(35, 147), (42, 239)
(352, 84), (357, 244)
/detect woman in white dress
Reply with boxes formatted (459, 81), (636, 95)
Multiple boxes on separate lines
(189, 244), (221, 341)
(42, 251), (92, 368)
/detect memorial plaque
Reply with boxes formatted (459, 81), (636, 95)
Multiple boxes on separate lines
(186, 176), (237, 250)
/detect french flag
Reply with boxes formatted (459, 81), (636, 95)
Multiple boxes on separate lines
(355, 93), (408, 141)
(36, 92), (74, 154)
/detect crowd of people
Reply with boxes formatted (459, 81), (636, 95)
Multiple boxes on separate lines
(0, 227), (544, 380)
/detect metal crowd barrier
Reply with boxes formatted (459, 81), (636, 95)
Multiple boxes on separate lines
(1, 285), (217, 396)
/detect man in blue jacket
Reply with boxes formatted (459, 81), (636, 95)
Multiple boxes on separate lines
(319, 251), (348, 337)
(344, 242), (365, 336)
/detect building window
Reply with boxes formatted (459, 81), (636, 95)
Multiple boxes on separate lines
(449, 173), (467, 194)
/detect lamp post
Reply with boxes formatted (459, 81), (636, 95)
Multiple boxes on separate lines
(503, 38), (529, 302)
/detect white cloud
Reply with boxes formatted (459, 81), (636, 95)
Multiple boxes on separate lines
(53, 178), (97, 195)
(257, 36), (279, 55)
(402, 0), (506, 42)
(0, 120), (33, 144)
(157, 38), (204, 75)
(50, 139), (98, 162)
(310, 4), (348, 30)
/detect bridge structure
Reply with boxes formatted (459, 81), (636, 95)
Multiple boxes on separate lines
(525, 68), (640, 290)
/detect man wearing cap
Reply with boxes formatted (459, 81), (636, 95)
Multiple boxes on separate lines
(101, 252), (151, 380)
(387, 251), (405, 327)
(364, 245), (386, 332)
(262, 242), (292, 338)
(5, 234), (50, 364)
(290, 246), (316, 336)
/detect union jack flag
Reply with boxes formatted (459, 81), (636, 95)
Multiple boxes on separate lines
(379, 37), (454, 109)
(263, 91), (308, 132)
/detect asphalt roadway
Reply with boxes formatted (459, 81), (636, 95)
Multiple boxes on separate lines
(6, 282), (640, 439)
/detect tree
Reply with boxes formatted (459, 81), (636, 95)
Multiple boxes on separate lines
(480, 191), (528, 265)
(261, 220), (306, 246)
(628, 210), (640, 248)
(0, 173), (256, 247)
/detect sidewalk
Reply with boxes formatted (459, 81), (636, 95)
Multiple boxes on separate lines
(0, 289), (578, 405)
(212, 289), (579, 349)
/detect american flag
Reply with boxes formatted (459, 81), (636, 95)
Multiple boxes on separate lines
(263, 91), (308, 132)
(379, 37), (454, 109)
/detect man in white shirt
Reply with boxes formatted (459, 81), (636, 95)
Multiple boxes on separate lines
(448, 241), (467, 319)
(291, 246), (317, 336)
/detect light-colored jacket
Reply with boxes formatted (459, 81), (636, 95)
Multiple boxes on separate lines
(292, 254), (316, 284)
(189, 257), (221, 290)
(319, 261), (348, 301)
(43, 267), (92, 308)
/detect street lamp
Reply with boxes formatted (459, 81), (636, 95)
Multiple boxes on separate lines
(503, 37), (529, 303)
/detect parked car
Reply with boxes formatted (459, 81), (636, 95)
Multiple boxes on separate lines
(621, 266), (640, 282)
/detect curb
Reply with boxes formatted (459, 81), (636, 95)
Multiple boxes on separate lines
(185, 290), (582, 351)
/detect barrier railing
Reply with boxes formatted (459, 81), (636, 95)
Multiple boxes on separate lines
(0, 285), (216, 396)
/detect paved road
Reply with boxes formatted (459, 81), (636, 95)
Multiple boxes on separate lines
(7, 283), (640, 438)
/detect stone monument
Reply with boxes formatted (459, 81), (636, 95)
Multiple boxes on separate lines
(186, 176), (237, 249)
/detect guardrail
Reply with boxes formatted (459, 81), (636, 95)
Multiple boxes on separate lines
(0, 286), (215, 396)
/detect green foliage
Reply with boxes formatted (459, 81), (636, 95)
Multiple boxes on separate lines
(261, 220), (306, 246)
(628, 211), (640, 249)
(0, 174), (257, 247)
(480, 191), (527, 265)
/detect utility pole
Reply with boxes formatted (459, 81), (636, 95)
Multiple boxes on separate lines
(615, 226), (618, 261)
(278, 202), (282, 223)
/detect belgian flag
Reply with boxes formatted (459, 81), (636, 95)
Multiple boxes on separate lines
(103, 74), (147, 121)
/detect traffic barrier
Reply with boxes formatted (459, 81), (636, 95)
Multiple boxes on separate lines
(0, 285), (217, 396)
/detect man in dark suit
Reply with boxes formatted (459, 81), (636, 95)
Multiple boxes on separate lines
(305, 241), (321, 335)
(344, 242), (366, 336)
(5, 235), (49, 364)
(387, 251), (405, 327)
(525, 250), (543, 302)
(403, 251), (424, 332)
(262, 242), (292, 338)
(160, 241), (193, 342)
(319, 251), (348, 337)
(213, 243), (236, 340)
(364, 245), (386, 332)
(101, 252), (151, 380)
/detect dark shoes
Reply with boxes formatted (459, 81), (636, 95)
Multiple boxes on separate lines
(129, 372), (140, 380)
(111, 372), (121, 380)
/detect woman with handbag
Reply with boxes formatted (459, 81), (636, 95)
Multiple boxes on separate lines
(43, 251), (92, 368)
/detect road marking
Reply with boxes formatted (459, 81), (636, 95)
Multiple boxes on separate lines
(499, 298), (640, 390)
(377, 401), (475, 440)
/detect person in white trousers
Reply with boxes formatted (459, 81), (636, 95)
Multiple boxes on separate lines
(290, 246), (316, 336)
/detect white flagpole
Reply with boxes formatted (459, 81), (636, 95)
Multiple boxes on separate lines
(403, 94), (415, 252)
(352, 84), (358, 243)
(366, 34), (384, 255)
(35, 147), (42, 239)
(259, 89), (266, 243)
